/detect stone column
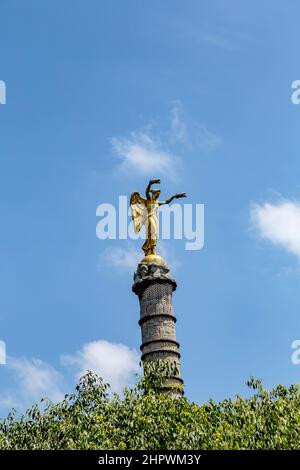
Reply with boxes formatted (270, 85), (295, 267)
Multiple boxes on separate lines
(132, 257), (183, 394)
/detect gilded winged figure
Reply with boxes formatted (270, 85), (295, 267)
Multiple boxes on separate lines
(130, 179), (186, 257)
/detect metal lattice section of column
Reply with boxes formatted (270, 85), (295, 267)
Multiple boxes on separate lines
(139, 282), (174, 318)
(139, 281), (180, 364)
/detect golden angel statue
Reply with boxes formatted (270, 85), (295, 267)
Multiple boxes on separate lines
(130, 179), (186, 260)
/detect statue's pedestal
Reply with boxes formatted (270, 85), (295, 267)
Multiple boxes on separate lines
(132, 259), (183, 395)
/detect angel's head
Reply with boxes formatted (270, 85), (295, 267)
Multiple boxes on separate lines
(151, 189), (161, 200)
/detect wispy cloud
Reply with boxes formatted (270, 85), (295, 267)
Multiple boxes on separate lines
(250, 198), (300, 261)
(112, 130), (178, 180)
(0, 340), (6, 364)
(99, 241), (179, 273)
(194, 31), (235, 51)
(170, 101), (188, 144)
(98, 244), (142, 271)
(169, 100), (222, 151)
(62, 340), (140, 394)
(0, 338), (140, 416)
(8, 356), (65, 405)
(156, 240), (180, 272)
(176, 20), (238, 51)
(111, 101), (221, 180)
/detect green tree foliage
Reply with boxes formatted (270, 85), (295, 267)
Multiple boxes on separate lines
(0, 362), (300, 450)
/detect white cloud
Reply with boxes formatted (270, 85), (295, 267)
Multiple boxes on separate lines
(112, 131), (178, 180)
(61, 340), (140, 393)
(251, 199), (300, 260)
(99, 244), (142, 271)
(8, 356), (64, 404)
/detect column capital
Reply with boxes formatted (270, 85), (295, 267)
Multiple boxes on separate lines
(132, 261), (177, 295)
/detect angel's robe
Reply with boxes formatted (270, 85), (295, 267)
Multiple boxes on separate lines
(144, 196), (159, 255)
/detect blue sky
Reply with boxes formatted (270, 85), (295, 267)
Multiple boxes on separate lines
(0, 0), (300, 415)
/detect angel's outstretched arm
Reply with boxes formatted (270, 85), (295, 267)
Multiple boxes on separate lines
(146, 179), (161, 199)
(159, 192), (187, 206)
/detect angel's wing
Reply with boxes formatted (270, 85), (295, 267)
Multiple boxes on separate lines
(130, 192), (147, 233)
